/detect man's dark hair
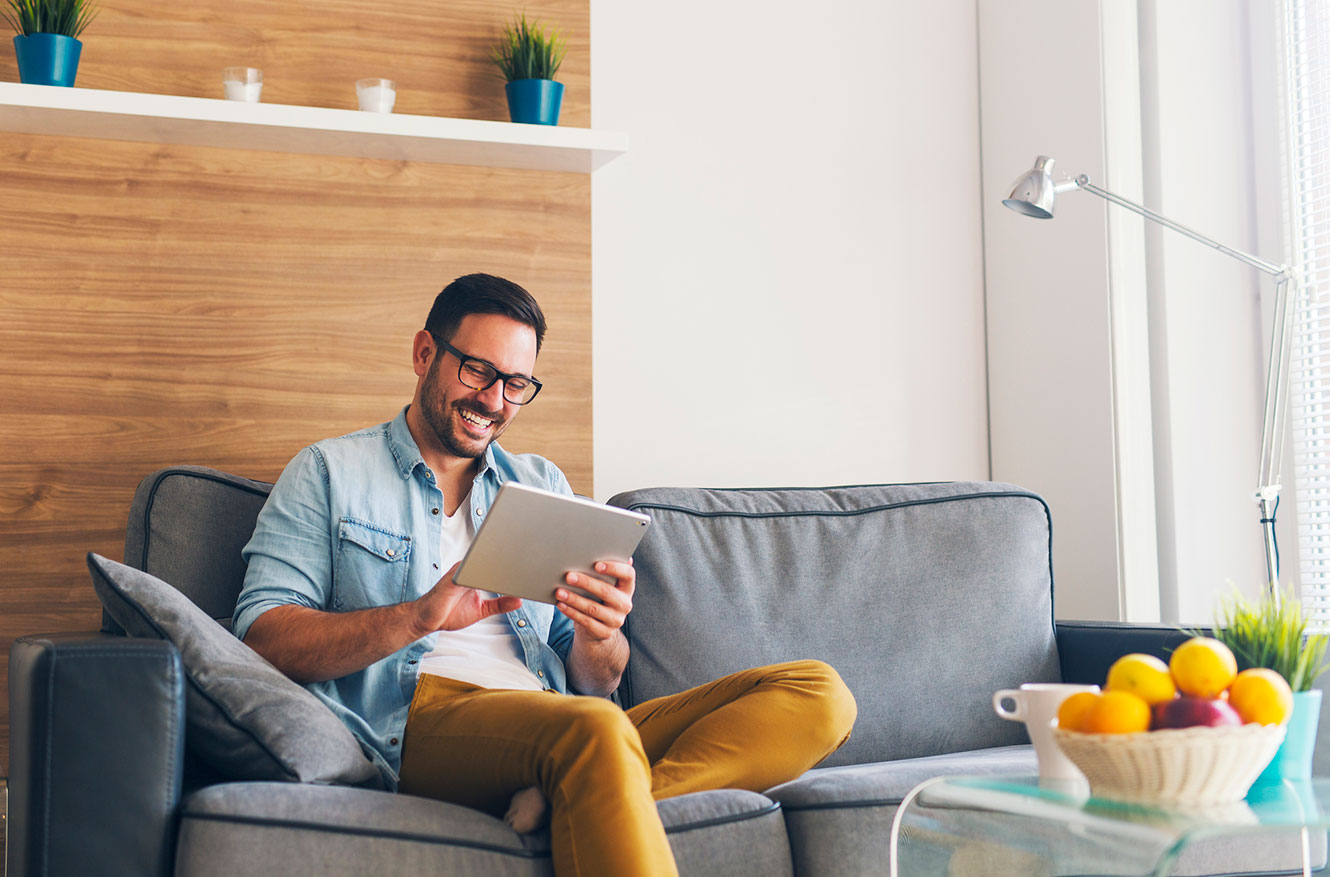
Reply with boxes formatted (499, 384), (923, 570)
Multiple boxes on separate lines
(424, 273), (548, 353)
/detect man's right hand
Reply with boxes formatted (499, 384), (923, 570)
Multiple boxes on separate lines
(410, 562), (523, 637)
(244, 563), (522, 684)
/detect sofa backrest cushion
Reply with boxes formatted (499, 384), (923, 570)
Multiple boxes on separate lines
(607, 482), (1061, 767)
(110, 466), (273, 635)
(89, 552), (383, 787)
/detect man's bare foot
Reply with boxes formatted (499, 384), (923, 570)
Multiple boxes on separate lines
(504, 785), (548, 834)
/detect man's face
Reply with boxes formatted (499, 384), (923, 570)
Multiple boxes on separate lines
(417, 313), (539, 460)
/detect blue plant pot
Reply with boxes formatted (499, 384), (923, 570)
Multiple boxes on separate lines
(504, 79), (563, 126)
(13, 33), (82, 87)
(1256, 688), (1321, 782)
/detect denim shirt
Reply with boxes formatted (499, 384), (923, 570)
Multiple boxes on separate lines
(234, 406), (575, 789)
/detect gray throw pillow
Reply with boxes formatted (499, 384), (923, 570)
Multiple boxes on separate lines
(88, 552), (382, 788)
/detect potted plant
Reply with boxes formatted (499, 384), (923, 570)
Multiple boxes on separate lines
(1212, 585), (1330, 780)
(489, 12), (566, 126)
(3, 0), (97, 87)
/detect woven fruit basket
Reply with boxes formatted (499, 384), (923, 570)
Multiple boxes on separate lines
(1051, 723), (1286, 806)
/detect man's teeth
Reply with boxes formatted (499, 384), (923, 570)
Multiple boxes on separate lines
(460, 410), (494, 428)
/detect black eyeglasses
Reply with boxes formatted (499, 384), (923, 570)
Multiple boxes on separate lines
(428, 332), (543, 405)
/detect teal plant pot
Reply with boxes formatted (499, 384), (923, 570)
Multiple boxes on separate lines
(1256, 688), (1321, 782)
(505, 79), (563, 126)
(13, 33), (82, 87)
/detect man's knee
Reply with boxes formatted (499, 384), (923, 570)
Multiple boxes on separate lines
(779, 659), (858, 750)
(559, 697), (643, 756)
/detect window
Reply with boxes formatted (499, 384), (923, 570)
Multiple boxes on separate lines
(1288, 0), (1330, 625)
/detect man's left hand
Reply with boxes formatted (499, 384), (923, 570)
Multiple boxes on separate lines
(556, 559), (634, 643)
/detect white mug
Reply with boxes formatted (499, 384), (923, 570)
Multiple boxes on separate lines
(993, 682), (1099, 781)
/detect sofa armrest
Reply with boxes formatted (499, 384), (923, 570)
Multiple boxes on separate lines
(8, 632), (185, 877)
(1055, 620), (1196, 686)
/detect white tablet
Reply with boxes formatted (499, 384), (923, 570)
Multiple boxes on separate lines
(453, 482), (652, 604)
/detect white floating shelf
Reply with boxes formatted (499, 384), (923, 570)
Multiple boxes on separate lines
(0, 82), (627, 173)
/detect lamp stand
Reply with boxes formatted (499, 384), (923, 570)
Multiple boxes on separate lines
(1070, 176), (1296, 598)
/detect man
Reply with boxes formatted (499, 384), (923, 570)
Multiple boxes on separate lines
(235, 273), (857, 877)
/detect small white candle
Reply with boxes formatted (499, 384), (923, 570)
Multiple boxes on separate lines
(224, 80), (262, 102)
(356, 79), (397, 113)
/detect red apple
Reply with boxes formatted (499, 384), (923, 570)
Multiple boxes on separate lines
(1151, 696), (1243, 729)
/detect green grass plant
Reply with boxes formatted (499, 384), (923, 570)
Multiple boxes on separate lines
(490, 13), (566, 82)
(1213, 585), (1330, 691)
(2, 0), (98, 38)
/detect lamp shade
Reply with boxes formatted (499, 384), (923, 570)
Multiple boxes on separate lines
(1003, 155), (1058, 219)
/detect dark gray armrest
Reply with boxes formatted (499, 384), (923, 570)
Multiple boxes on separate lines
(9, 632), (185, 877)
(1055, 620), (1196, 686)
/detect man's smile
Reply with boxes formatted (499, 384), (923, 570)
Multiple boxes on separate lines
(457, 406), (498, 435)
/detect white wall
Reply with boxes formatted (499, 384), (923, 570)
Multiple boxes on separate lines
(979, 0), (1149, 622)
(590, 0), (991, 500)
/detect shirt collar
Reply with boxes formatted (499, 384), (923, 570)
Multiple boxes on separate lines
(389, 404), (499, 484)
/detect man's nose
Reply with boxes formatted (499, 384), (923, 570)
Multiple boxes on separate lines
(476, 379), (507, 411)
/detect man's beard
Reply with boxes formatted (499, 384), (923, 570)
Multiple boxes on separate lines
(419, 357), (506, 459)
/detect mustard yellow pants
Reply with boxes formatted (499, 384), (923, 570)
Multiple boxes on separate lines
(397, 658), (857, 877)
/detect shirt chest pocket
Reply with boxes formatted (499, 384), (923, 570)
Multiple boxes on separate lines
(334, 518), (412, 610)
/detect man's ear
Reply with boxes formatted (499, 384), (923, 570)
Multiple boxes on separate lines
(412, 330), (436, 378)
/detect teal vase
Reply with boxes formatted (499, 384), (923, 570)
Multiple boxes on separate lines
(1256, 689), (1322, 782)
(504, 79), (563, 125)
(13, 33), (82, 87)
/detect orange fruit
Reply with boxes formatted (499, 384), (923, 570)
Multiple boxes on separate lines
(1106, 653), (1177, 705)
(1084, 690), (1151, 734)
(1227, 668), (1294, 725)
(1169, 637), (1238, 699)
(1055, 691), (1101, 732)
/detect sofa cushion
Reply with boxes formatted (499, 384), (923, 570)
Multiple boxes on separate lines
(112, 465), (274, 635)
(608, 482), (1061, 767)
(174, 782), (792, 877)
(88, 553), (381, 788)
(766, 745), (1037, 876)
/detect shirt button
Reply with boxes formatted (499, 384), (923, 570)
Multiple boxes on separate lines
(386, 549), (395, 557)
(408, 659), (417, 665)
(517, 619), (527, 627)
(537, 670), (544, 678)
(390, 738), (399, 746)
(432, 508), (439, 515)
(476, 508), (484, 517)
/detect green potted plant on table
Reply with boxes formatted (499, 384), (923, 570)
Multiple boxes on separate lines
(3, 0), (97, 87)
(1213, 585), (1330, 781)
(489, 12), (566, 126)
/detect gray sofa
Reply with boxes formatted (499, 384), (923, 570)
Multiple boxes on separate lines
(7, 466), (1327, 875)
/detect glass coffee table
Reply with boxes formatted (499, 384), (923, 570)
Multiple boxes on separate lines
(890, 774), (1330, 876)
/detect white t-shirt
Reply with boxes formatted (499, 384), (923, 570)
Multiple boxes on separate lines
(418, 493), (546, 691)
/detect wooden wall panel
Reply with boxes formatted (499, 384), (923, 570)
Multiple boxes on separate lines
(0, 0), (592, 787)
(0, 0), (590, 126)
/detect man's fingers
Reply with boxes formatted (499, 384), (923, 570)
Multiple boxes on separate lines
(591, 560), (635, 591)
(488, 596), (523, 616)
(557, 599), (615, 640)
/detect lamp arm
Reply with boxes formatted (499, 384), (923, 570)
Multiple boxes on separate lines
(1068, 173), (1296, 591)
(1073, 176), (1288, 277)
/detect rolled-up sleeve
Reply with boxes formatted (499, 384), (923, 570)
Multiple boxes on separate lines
(234, 447), (335, 642)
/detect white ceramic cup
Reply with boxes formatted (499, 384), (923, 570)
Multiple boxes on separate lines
(993, 682), (1099, 780)
(223, 67), (263, 102)
(356, 78), (396, 113)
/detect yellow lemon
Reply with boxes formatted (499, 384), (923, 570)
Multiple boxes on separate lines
(1106, 653), (1177, 705)
(1169, 637), (1238, 699)
(1055, 690), (1101, 732)
(1227, 668), (1294, 725)
(1084, 690), (1151, 734)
